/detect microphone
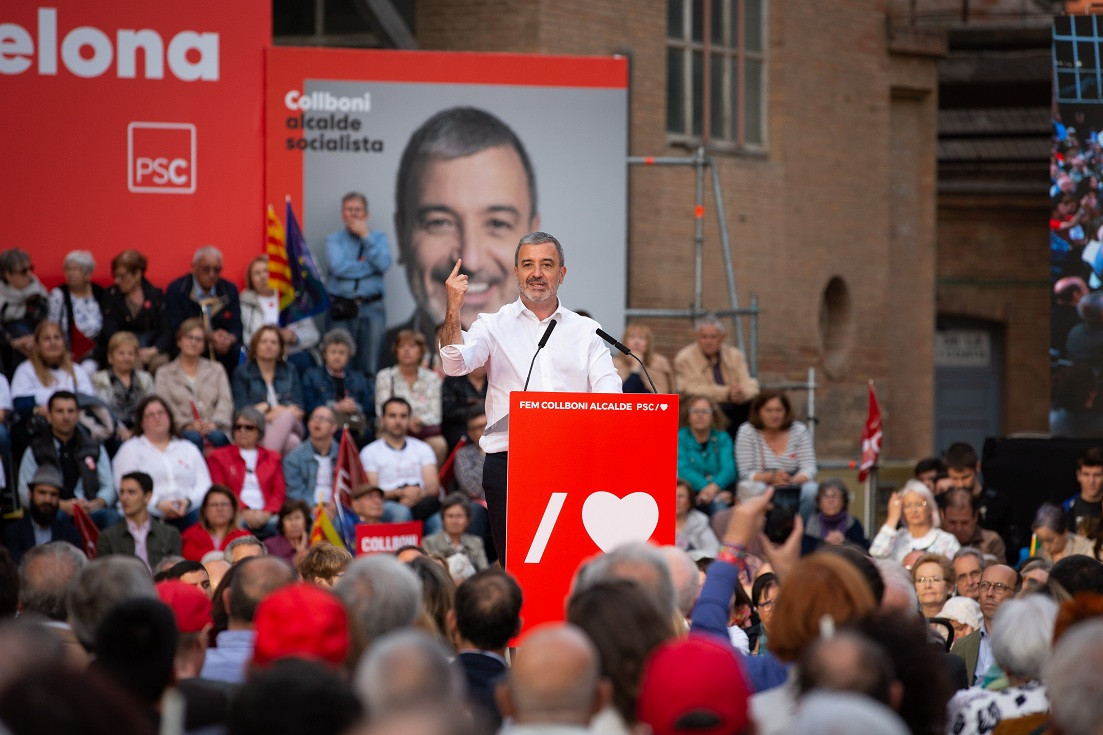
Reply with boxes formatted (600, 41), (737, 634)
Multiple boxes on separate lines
(596, 327), (658, 394)
(523, 320), (557, 391)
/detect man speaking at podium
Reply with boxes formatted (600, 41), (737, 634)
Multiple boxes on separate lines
(438, 231), (621, 564)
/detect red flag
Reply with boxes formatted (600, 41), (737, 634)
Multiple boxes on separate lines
(857, 381), (882, 482)
(333, 429), (367, 510)
(71, 503), (98, 560)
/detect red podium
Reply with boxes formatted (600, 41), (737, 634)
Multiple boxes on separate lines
(506, 391), (678, 634)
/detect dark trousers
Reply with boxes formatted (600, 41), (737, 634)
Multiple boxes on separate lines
(482, 452), (509, 566)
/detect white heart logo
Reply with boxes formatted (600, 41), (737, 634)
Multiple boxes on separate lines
(581, 492), (660, 552)
(660, 404), (668, 411)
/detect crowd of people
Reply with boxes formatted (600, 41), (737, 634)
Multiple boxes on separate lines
(4, 231), (1103, 734)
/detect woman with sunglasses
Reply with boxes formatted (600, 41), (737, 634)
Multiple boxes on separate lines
(206, 407), (286, 536)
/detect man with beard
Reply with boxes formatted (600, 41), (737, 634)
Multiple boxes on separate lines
(384, 106), (540, 368)
(439, 232), (620, 563)
(3, 465), (81, 563)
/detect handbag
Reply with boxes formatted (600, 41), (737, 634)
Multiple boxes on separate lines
(329, 296), (358, 321)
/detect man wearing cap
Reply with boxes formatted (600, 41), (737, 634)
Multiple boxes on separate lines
(156, 579), (230, 731)
(351, 484), (386, 525)
(17, 390), (117, 529)
(3, 466), (82, 563)
(97, 471), (182, 572)
(637, 635), (752, 735)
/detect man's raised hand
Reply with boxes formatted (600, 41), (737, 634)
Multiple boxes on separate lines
(445, 259), (468, 308)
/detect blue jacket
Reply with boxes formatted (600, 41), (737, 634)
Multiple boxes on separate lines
(301, 365), (374, 417)
(324, 229), (391, 299)
(282, 438), (338, 504)
(231, 360), (304, 411)
(690, 556), (790, 693)
(677, 427), (737, 493)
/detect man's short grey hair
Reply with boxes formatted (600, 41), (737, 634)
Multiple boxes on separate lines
(573, 542), (676, 620)
(693, 312), (725, 333)
(334, 554), (422, 655)
(224, 535), (267, 564)
(875, 558), (918, 612)
(1047, 619), (1103, 735)
(192, 245), (223, 266)
(514, 231), (565, 268)
(658, 546), (700, 618)
(63, 250), (95, 276)
(321, 327), (356, 356)
(342, 191), (368, 210)
(354, 629), (465, 717)
(68, 556), (156, 650)
(19, 542), (87, 621)
(788, 691), (909, 735)
(953, 546), (987, 570)
(990, 595), (1057, 681)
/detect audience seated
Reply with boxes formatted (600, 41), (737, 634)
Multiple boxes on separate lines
(421, 494), (489, 571)
(375, 329), (446, 465)
(96, 470), (182, 572)
(112, 395), (211, 529)
(301, 327), (373, 443)
(674, 477), (720, 559)
(3, 467), (82, 563)
(160, 245), (243, 378)
(154, 316), (233, 451)
(615, 322), (674, 394)
(440, 364), (487, 451)
(299, 542), (353, 588)
(91, 331), (155, 446)
(803, 478), (868, 551)
(263, 499), (311, 568)
(16, 390), (117, 529)
(207, 407), (286, 536)
(10, 320), (94, 420)
(361, 397), (437, 524)
(232, 324), (305, 455)
(735, 389), (818, 518)
(97, 249), (167, 372)
(240, 254), (320, 376)
(677, 394), (736, 513)
(1032, 501), (1095, 563)
(180, 484), (252, 562)
(47, 250), (104, 373)
(870, 480), (960, 563)
(674, 312), (759, 431)
(0, 247), (49, 373)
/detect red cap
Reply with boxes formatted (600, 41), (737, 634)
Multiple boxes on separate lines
(155, 580), (212, 634)
(637, 634), (750, 735)
(252, 583), (349, 668)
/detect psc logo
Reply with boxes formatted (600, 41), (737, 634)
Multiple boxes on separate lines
(127, 122), (196, 194)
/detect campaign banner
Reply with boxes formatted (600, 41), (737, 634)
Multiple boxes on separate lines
(265, 47), (629, 346)
(355, 520), (423, 556)
(1, 1), (269, 287)
(507, 391), (678, 634)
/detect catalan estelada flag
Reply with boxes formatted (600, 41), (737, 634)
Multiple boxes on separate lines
(266, 197), (330, 326)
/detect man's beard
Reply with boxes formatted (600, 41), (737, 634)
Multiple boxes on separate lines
(29, 502), (58, 526)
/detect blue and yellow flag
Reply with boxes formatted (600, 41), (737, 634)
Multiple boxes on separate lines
(266, 197), (330, 326)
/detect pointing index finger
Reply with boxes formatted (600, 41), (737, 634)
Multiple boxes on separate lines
(449, 259), (463, 279)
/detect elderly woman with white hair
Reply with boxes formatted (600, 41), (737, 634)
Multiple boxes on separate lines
(870, 480), (960, 563)
(946, 594), (1056, 734)
(47, 249), (104, 370)
(937, 596), (982, 644)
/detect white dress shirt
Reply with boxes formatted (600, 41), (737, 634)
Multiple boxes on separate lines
(439, 298), (621, 454)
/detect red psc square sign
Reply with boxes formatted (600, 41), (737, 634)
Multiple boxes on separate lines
(507, 392), (678, 635)
(128, 122), (196, 194)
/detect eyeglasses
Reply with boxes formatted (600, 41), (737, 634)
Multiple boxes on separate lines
(978, 581), (1014, 594)
(233, 424), (258, 432)
(182, 334), (205, 343)
(144, 410), (168, 419)
(689, 408), (712, 415)
(10, 266), (31, 276)
(916, 576), (947, 585)
(902, 501), (928, 510)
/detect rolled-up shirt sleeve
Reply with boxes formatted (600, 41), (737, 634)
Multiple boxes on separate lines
(440, 327), (490, 377)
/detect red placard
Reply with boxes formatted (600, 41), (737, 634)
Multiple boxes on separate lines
(507, 392), (678, 634)
(355, 521), (422, 556)
(2, 1), (269, 288)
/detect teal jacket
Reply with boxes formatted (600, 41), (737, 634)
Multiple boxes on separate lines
(677, 427), (737, 493)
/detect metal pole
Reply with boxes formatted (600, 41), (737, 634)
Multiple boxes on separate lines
(749, 295), (758, 378)
(864, 466), (878, 536)
(806, 367), (817, 447)
(710, 154), (746, 356)
(693, 146), (706, 313)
